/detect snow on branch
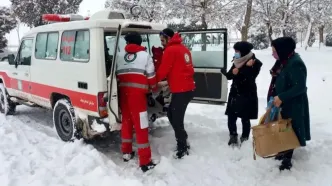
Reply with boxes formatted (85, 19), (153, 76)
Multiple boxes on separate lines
(0, 6), (17, 50)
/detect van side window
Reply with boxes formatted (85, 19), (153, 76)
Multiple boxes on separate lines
(17, 39), (33, 66)
(35, 32), (59, 60)
(60, 30), (90, 62)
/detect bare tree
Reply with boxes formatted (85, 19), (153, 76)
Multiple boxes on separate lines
(106, 0), (166, 22)
(171, 0), (240, 29)
(15, 18), (21, 44)
(0, 6), (17, 50)
(299, 0), (332, 49)
(277, 0), (310, 36)
(254, 0), (310, 43)
(241, 0), (253, 41)
(10, 0), (83, 28)
(314, 0), (332, 45)
(254, 0), (279, 43)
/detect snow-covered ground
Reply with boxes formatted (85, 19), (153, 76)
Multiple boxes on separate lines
(1, 46), (332, 186)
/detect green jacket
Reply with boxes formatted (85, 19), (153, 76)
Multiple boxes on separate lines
(275, 53), (311, 146)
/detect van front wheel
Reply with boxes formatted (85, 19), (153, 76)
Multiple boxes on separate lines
(0, 83), (16, 115)
(53, 99), (77, 142)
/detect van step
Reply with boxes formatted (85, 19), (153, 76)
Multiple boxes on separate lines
(10, 97), (37, 107)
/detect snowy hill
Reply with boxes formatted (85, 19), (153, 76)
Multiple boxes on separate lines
(1, 46), (332, 186)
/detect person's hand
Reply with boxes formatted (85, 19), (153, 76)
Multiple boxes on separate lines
(158, 81), (168, 87)
(151, 92), (159, 99)
(273, 96), (282, 107)
(246, 59), (255, 67)
(220, 68), (227, 76)
(161, 85), (169, 92)
(232, 68), (239, 75)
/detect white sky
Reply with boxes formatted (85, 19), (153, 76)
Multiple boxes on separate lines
(1, 0), (107, 46)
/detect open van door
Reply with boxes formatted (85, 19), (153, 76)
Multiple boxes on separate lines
(178, 29), (228, 105)
(107, 25), (122, 131)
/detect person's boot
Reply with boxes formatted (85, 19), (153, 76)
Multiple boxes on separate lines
(174, 147), (189, 159)
(240, 136), (249, 143)
(140, 161), (157, 173)
(186, 140), (191, 149)
(122, 151), (135, 162)
(274, 153), (284, 161)
(228, 135), (239, 146)
(173, 140), (190, 159)
(279, 158), (293, 171)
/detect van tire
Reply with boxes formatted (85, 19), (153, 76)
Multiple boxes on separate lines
(0, 83), (16, 115)
(53, 99), (77, 142)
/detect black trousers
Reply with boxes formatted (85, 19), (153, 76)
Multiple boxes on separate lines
(279, 149), (294, 159)
(167, 90), (194, 147)
(228, 113), (251, 138)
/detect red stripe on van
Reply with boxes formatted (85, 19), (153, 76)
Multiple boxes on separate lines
(0, 71), (98, 112)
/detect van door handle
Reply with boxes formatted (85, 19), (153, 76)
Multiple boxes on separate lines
(12, 72), (18, 75)
(25, 73), (29, 76)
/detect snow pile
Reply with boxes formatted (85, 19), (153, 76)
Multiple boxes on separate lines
(0, 113), (144, 186)
(1, 46), (332, 186)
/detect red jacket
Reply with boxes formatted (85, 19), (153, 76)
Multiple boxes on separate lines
(116, 44), (157, 94)
(156, 33), (196, 93)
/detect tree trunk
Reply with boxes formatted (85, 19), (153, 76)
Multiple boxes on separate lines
(201, 7), (208, 51)
(16, 21), (21, 44)
(304, 20), (313, 50)
(241, 0), (253, 41)
(319, 25), (324, 44)
(266, 23), (273, 43)
(281, 11), (288, 36)
(148, 0), (156, 22)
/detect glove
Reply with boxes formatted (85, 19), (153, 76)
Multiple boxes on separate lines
(220, 68), (227, 76)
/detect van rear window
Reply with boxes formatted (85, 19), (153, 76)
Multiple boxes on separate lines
(60, 30), (90, 62)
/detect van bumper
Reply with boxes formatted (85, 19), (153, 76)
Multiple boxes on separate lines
(76, 115), (111, 140)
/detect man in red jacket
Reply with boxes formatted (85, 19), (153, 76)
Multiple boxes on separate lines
(116, 32), (158, 172)
(157, 28), (196, 159)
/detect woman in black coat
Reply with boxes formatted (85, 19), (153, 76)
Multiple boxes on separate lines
(223, 41), (262, 146)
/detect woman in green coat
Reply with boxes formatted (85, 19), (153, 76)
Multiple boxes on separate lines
(268, 37), (311, 171)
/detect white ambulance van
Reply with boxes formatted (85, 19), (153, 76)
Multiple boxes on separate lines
(0, 10), (228, 142)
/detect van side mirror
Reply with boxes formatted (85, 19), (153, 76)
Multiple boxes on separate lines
(8, 54), (16, 65)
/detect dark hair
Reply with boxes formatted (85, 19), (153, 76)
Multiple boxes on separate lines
(271, 37), (296, 60)
(233, 41), (254, 57)
(124, 32), (142, 45)
(160, 28), (174, 38)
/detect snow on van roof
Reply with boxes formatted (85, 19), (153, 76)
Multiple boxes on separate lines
(24, 19), (167, 37)
(89, 9), (126, 20)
